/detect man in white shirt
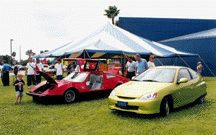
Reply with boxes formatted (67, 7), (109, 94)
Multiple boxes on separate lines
(35, 57), (44, 84)
(148, 55), (156, 68)
(125, 56), (136, 80)
(55, 59), (64, 80)
(25, 58), (36, 89)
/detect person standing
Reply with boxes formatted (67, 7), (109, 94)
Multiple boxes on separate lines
(148, 55), (156, 68)
(14, 66), (19, 78)
(134, 54), (148, 75)
(55, 59), (64, 80)
(1, 62), (5, 86)
(35, 58), (43, 84)
(67, 61), (73, 75)
(13, 73), (25, 104)
(25, 58), (36, 89)
(2, 61), (12, 86)
(197, 61), (203, 75)
(125, 56), (136, 80)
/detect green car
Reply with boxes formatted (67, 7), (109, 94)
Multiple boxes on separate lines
(108, 66), (207, 116)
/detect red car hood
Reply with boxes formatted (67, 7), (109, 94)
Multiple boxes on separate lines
(37, 71), (57, 85)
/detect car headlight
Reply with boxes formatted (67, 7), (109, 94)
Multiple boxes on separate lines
(110, 90), (116, 97)
(139, 92), (158, 100)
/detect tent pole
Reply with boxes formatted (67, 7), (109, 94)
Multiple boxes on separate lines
(197, 54), (215, 77)
(154, 55), (163, 66)
(84, 49), (91, 59)
(121, 51), (126, 76)
(176, 53), (191, 68)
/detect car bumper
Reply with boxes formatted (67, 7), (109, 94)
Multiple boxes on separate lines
(108, 96), (161, 114)
(26, 92), (61, 99)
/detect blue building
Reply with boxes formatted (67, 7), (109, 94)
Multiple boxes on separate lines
(119, 17), (216, 76)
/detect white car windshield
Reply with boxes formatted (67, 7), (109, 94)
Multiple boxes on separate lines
(134, 68), (177, 83)
(62, 72), (89, 82)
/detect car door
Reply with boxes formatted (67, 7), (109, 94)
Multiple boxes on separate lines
(188, 68), (204, 100)
(173, 68), (194, 108)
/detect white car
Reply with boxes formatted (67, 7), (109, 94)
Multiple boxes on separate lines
(43, 65), (56, 75)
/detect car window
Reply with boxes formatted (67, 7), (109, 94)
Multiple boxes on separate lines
(177, 69), (191, 82)
(188, 68), (198, 79)
(134, 68), (177, 83)
(63, 72), (89, 82)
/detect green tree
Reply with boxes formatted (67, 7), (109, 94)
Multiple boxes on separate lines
(21, 59), (28, 66)
(104, 6), (120, 25)
(26, 50), (36, 58)
(47, 60), (51, 65)
(11, 52), (16, 57)
(115, 20), (119, 26)
(40, 50), (49, 54)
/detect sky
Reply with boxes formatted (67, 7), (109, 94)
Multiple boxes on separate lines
(0, 0), (216, 61)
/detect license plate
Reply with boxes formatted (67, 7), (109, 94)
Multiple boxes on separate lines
(117, 101), (128, 109)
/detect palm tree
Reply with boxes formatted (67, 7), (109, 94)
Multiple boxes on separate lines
(11, 52), (16, 57)
(104, 6), (120, 25)
(26, 50), (35, 58)
(40, 50), (49, 54)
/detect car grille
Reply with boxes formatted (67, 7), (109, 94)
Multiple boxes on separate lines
(115, 104), (139, 110)
(117, 96), (136, 100)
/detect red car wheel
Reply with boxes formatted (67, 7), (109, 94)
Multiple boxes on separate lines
(64, 90), (76, 103)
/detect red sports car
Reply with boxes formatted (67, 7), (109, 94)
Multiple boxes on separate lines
(26, 59), (130, 103)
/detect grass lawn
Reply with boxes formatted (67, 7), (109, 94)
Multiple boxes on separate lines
(0, 76), (216, 135)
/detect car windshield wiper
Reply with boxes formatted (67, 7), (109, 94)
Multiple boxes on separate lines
(142, 79), (158, 82)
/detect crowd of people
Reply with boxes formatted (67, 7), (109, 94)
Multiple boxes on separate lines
(125, 54), (154, 80)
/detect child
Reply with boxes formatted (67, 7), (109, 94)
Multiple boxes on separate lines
(13, 73), (25, 104)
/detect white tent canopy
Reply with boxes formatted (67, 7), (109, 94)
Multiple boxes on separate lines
(33, 23), (196, 58)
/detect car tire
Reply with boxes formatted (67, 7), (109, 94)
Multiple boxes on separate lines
(160, 97), (170, 116)
(33, 97), (40, 102)
(197, 96), (205, 104)
(64, 90), (76, 103)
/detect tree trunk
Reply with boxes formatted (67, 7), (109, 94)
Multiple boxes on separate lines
(112, 18), (114, 25)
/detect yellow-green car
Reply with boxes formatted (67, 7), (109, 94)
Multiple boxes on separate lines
(108, 66), (207, 116)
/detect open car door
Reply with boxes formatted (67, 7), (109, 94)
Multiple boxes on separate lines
(83, 59), (107, 71)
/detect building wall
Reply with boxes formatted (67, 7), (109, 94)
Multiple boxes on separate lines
(119, 17), (216, 76)
(119, 17), (216, 42)
(160, 38), (216, 76)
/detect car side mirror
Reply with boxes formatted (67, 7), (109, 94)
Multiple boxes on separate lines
(132, 76), (136, 80)
(178, 78), (188, 84)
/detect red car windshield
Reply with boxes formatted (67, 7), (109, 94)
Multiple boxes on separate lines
(62, 72), (89, 82)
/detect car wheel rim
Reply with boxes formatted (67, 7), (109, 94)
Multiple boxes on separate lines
(165, 101), (169, 115)
(65, 91), (75, 102)
(200, 97), (204, 103)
